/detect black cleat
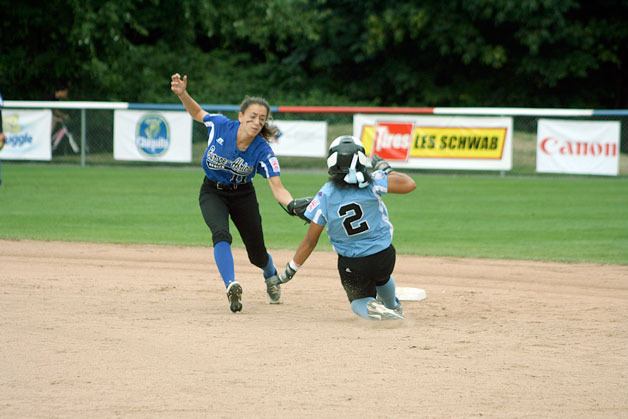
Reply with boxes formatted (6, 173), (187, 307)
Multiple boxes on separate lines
(226, 282), (243, 313)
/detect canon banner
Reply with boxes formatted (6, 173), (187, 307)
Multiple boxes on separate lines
(268, 120), (327, 157)
(114, 110), (192, 162)
(0, 109), (52, 161)
(353, 114), (513, 170)
(536, 119), (620, 176)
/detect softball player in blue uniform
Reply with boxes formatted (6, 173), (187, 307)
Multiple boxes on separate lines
(270, 136), (416, 320)
(171, 73), (300, 313)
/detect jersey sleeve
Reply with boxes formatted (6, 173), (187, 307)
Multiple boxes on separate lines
(304, 190), (327, 226)
(202, 113), (229, 146)
(371, 170), (389, 195)
(202, 113), (229, 132)
(202, 113), (229, 125)
(257, 145), (281, 178)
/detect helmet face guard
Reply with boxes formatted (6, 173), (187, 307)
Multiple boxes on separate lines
(327, 136), (369, 175)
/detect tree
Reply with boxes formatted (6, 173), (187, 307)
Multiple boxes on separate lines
(1, 0), (626, 107)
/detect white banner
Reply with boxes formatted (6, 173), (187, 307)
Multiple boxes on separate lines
(536, 119), (620, 176)
(114, 110), (192, 162)
(269, 120), (327, 157)
(0, 109), (52, 161)
(353, 114), (513, 170)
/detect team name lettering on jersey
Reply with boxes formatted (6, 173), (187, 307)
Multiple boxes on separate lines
(205, 145), (254, 177)
(201, 113), (279, 184)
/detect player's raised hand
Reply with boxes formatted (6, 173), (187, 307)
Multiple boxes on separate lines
(170, 73), (188, 96)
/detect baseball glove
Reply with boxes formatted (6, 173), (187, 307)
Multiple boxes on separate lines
(281, 197), (313, 223)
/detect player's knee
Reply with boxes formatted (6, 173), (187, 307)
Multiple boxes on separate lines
(247, 251), (268, 269)
(375, 276), (392, 287)
(212, 230), (232, 245)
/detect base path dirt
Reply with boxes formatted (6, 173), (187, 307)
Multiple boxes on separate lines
(1, 240), (627, 418)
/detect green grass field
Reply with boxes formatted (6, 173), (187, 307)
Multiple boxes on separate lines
(1, 163), (627, 264)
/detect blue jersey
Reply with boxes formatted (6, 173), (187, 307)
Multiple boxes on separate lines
(201, 113), (280, 185)
(304, 171), (394, 257)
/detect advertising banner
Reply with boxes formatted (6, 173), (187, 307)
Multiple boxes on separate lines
(114, 110), (192, 162)
(353, 114), (513, 170)
(0, 109), (52, 161)
(536, 119), (620, 176)
(269, 120), (327, 157)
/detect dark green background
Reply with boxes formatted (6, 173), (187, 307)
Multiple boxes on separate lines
(1, 0), (627, 108)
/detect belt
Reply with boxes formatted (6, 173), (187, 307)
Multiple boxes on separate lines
(205, 178), (251, 192)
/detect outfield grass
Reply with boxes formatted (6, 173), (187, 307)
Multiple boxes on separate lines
(1, 163), (627, 264)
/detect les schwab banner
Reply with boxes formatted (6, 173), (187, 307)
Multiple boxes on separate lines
(353, 114), (513, 171)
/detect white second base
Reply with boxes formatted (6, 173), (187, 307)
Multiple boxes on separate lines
(396, 287), (427, 302)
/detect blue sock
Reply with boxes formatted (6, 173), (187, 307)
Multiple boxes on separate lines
(262, 253), (277, 279)
(376, 276), (398, 308)
(213, 241), (235, 287)
(350, 297), (376, 320)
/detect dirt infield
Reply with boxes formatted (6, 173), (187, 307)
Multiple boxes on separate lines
(1, 240), (627, 418)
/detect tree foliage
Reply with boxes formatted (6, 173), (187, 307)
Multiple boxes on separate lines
(1, 0), (626, 107)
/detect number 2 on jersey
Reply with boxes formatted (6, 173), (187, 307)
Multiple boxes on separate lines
(338, 203), (369, 236)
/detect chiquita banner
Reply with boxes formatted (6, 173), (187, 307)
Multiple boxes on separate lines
(353, 114), (513, 170)
(536, 119), (620, 176)
(0, 109), (52, 161)
(269, 120), (327, 157)
(114, 110), (192, 162)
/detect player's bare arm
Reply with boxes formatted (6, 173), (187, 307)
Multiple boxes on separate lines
(372, 155), (416, 194)
(293, 222), (324, 265)
(272, 222), (324, 285)
(387, 172), (416, 194)
(267, 176), (293, 206)
(170, 73), (208, 122)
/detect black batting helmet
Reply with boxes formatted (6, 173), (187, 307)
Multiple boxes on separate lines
(326, 135), (369, 175)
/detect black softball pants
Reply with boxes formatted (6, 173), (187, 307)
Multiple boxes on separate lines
(198, 177), (270, 269)
(337, 245), (396, 302)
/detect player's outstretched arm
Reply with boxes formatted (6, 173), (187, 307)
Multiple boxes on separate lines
(387, 171), (416, 194)
(293, 222), (324, 265)
(170, 73), (208, 123)
(274, 222), (324, 284)
(267, 176), (294, 206)
(371, 155), (416, 194)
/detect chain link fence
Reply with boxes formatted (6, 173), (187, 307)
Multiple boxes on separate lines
(9, 105), (628, 175)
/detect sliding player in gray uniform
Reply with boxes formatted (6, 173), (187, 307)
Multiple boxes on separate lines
(269, 136), (416, 320)
(171, 73), (303, 313)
